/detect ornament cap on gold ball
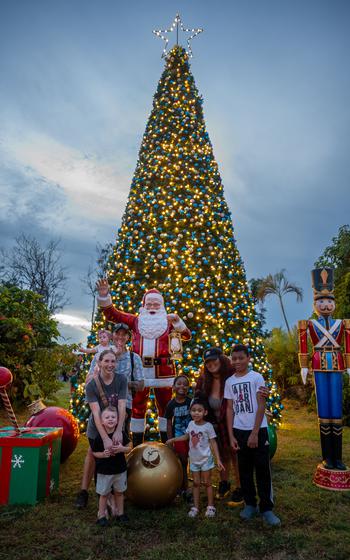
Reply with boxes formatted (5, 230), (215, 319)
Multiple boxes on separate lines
(27, 399), (47, 416)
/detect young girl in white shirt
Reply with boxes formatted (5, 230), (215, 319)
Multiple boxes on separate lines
(167, 398), (224, 518)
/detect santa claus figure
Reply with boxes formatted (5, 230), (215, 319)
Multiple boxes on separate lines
(96, 279), (191, 445)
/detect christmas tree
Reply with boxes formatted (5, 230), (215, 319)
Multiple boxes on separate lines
(71, 44), (282, 432)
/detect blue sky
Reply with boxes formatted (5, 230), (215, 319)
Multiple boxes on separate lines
(1, 0), (349, 343)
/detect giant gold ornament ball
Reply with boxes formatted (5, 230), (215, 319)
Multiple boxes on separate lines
(126, 442), (183, 508)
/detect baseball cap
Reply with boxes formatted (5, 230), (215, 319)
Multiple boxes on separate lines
(112, 323), (130, 334)
(203, 347), (223, 362)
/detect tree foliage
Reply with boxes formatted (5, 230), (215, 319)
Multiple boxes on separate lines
(0, 284), (75, 405)
(0, 234), (68, 313)
(81, 242), (113, 324)
(315, 225), (350, 318)
(254, 269), (303, 333)
(264, 327), (304, 395)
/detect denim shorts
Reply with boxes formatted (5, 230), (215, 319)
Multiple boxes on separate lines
(190, 455), (215, 472)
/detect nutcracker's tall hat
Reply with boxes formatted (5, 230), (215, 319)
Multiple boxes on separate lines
(311, 267), (335, 300)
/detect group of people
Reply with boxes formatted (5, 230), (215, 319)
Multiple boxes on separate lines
(75, 279), (280, 527)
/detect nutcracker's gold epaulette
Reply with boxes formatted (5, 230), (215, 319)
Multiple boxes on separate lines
(343, 319), (350, 329)
(298, 320), (308, 329)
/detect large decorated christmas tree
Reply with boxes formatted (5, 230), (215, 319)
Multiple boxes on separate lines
(71, 42), (282, 433)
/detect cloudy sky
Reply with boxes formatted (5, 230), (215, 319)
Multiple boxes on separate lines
(1, 0), (349, 343)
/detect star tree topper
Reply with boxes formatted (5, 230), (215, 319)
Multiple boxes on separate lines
(153, 13), (203, 58)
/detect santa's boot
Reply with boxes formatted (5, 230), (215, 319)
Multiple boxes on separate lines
(319, 423), (334, 469)
(332, 424), (347, 470)
(132, 432), (144, 448)
(160, 431), (168, 444)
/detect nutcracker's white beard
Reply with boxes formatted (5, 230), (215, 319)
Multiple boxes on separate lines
(138, 307), (168, 339)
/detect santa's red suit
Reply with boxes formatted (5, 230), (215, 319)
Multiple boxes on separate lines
(97, 289), (191, 438)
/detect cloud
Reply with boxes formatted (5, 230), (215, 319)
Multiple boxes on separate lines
(54, 313), (91, 330)
(1, 129), (131, 222)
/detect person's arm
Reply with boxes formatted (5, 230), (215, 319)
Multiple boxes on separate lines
(257, 386), (269, 398)
(113, 441), (132, 454)
(89, 401), (113, 450)
(194, 373), (204, 397)
(247, 392), (266, 448)
(167, 433), (189, 445)
(128, 354), (144, 392)
(164, 401), (174, 440)
(167, 418), (173, 440)
(113, 399), (126, 444)
(92, 449), (111, 458)
(112, 374), (128, 444)
(79, 346), (98, 355)
(167, 314), (191, 340)
(226, 398), (239, 451)
(209, 437), (225, 471)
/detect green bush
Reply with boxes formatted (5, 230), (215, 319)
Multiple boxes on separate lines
(264, 327), (303, 394)
(0, 284), (76, 406)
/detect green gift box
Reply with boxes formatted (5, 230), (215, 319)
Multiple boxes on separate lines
(0, 426), (62, 505)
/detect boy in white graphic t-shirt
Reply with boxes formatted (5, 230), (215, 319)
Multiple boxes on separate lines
(225, 344), (281, 526)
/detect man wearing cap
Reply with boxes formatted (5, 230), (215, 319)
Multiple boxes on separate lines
(298, 267), (350, 471)
(96, 278), (191, 444)
(111, 323), (144, 438)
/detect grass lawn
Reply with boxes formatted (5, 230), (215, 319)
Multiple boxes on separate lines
(1, 385), (350, 560)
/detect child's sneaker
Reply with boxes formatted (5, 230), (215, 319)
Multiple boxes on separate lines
(262, 510), (281, 526)
(96, 516), (108, 527)
(239, 505), (259, 520)
(205, 506), (216, 518)
(115, 513), (129, 524)
(188, 506), (199, 518)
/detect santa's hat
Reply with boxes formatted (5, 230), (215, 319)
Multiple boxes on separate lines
(142, 288), (164, 306)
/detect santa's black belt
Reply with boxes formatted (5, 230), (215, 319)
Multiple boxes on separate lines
(142, 357), (172, 367)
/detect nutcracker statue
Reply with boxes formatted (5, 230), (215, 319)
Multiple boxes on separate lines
(298, 267), (350, 490)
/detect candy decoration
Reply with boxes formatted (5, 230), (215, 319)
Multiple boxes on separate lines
(0, 367), (20, 435)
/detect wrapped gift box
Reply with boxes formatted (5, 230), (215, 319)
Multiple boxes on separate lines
(0, 426), (62, 505)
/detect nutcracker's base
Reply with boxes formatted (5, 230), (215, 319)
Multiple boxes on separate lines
(313, 463), (350, 491)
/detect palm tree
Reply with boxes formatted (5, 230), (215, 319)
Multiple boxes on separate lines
(255, 269), (303, 333)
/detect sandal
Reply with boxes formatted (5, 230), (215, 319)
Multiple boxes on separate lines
(188, 506), (199, 518)
(205, 506), (216, 518)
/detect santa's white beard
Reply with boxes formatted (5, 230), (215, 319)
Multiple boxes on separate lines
(138, 307), (168, 339)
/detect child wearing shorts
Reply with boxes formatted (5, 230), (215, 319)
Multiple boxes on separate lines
(167, 398), (224, 518)
(90, 406), (131, 526)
